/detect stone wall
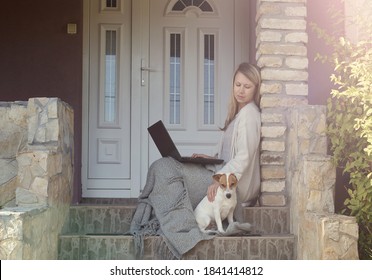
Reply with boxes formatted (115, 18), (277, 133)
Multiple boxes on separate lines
(256, 0), (359, 259)
(288, 106), (359, 259)
(0, 98), (74, 260)
(0, 102), (28, 207)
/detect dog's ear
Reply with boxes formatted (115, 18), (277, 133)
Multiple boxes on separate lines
(229, 174), (238, 186)
(213, 174), (222, 182)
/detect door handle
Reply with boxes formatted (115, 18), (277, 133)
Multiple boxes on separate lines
(140, 59), (156, 86)
(140, 66), (155, 72)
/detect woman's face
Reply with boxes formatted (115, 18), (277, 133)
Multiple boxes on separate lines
(233, 72), (256, 109)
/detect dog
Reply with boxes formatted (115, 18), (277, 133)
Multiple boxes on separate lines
(194, 173), (238, 234)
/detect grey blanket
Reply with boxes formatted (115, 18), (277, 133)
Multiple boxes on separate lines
(129, 157), (252, 259)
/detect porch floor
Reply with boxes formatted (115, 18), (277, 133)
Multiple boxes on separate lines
(59, 201), (295, 260)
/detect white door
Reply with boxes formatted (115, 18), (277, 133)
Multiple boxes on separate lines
(82, 0), (251, 198)
(147, 0), (237, 165)
(82, 0), (140, 198)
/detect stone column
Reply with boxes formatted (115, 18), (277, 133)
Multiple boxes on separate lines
(16, 98), (74, 207)
(256, 0), (308, 206)
(288, 106), (359, 259)
(0, 98), (74, 259)
(0, 102), (28, 207)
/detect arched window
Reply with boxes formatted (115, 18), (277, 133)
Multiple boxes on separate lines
(171, 0), (213, 12)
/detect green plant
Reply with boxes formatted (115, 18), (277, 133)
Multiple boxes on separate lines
(328, 41), (372, 260)
(310, 6), (372, 260)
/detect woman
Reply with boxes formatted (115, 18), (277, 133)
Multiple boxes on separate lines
(130, 63), (261, 259)
(193, 62), (261, 221)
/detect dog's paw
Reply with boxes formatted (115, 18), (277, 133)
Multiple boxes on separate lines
(205, 229), (219, 235)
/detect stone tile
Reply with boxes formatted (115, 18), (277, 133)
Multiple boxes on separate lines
(58, 235), (295, 260)
(66, 205), (289, 235)
(243, 207), (290, 234)
(80, 236), (134, 260)
(67, 207), (86, 234)
(213, 237), (243, 260)
(60, 205), (293, 260)
(67, 206), (135, 234)
(58, 235), (81, 260)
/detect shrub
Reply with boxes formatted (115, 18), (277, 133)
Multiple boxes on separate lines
(310, 6), (372, 259)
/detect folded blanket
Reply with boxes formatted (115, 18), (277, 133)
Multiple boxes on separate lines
(129, 157), (252, 259)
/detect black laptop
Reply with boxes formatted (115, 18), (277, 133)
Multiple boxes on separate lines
(148, 120), (224, 165)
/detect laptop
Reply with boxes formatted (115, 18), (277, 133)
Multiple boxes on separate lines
(148, 120), (224, 165)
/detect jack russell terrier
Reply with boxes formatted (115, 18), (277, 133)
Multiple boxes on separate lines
(194, 173), (238, 234)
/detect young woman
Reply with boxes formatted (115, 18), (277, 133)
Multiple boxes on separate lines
(130, 63), (261, 259)
(192, 62), (262, 221)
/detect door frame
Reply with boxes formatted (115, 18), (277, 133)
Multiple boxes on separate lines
(81, 0), (253, 198)
(82, 0), (146, 198)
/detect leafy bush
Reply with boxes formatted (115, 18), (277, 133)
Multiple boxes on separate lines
(310, 7), (372, 259)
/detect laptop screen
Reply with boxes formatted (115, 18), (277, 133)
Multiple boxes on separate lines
(147, 120), (182, 160)
(148, 120), (224, 165)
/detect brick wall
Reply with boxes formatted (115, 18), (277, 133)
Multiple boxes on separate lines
(256, 0), (308, 206)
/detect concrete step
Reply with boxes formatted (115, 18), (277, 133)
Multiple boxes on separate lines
(58, 234), (295, 260)
(65, 205), (290, 235)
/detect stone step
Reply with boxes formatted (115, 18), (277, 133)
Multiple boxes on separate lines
(58, 234), (295, 260)
(65, 205), (290, 235)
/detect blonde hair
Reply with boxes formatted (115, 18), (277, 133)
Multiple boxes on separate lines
(222, 63), (261, 131)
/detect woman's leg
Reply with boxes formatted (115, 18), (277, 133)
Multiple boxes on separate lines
(146, 158), (213, 257)
(181, 163), (214, 209)
(144, 158), (213, 210)
(130, 157), (183, 233)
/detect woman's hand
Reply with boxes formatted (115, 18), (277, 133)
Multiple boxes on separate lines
(207, 181), (220, 202)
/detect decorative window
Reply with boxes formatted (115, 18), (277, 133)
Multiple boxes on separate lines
(99, 25), (121, 126)
(104, 30), (118, 123)
(169, 33), (182, 125)
(203, 34), (215, 125)
(106, 0), (117, 8)
(101, 0), (122, 13)
(172, 0), (213, 12)
(166, 0), (216, 16)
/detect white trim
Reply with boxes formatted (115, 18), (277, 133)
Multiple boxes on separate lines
(234, 0), (251, 67)
(100, 0), (124, 14)
(197, 28), (219, 131)
(131, 0), (150, 194)
(164, 0), (218, 17)
(82, 0), (143, 198)
(98, 24), (122, 128)
(163, 27), (186, 130)
(81, 0), (90, 198)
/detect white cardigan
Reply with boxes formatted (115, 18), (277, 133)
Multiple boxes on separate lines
(216, 102), (261, 206)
